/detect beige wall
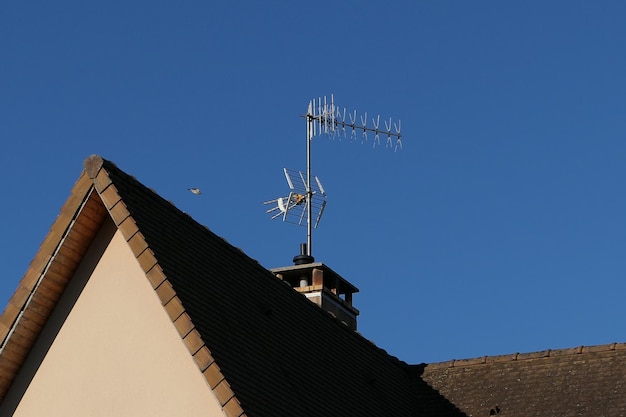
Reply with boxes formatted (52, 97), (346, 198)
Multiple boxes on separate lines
(1, 219), (225, 417)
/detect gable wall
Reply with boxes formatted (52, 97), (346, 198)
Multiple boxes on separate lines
(0, 219), (225, 417)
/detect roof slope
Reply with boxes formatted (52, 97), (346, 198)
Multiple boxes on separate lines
(421, 343), (626, 416)
(95, 157), (465, 417)
(0, 155), (465, 417)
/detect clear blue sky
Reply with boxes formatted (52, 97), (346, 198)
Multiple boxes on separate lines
(2, 1), (626, 364)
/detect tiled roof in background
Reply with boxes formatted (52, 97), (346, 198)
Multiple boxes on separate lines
(421, 342), (626, 416)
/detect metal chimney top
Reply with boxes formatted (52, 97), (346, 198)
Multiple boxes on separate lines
(293, 243), (314, 265)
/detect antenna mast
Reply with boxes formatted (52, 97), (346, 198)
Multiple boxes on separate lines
(303, 94), (402, 257)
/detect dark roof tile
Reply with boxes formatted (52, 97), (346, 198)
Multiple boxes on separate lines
(82, 157), (469, 416)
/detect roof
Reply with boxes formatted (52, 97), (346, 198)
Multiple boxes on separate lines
(0, 155), (465, 417)
(2, 154), (625, 417)
(421, 342), (626, 416)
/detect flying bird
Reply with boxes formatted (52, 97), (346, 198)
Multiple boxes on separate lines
(188, 188), (202, 195)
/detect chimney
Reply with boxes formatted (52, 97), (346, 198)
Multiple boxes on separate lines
(271, 247), (359, 330)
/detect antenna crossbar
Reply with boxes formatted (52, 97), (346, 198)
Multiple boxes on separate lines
(305, 94), (403, 150)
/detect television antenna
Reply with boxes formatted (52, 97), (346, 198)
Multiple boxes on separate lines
(264, 94), (402, 259)
(264, 168), (327, 227)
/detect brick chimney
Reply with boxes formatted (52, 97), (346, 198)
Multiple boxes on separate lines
(271, 262), (359, 330)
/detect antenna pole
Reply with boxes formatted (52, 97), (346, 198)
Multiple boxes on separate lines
(306, 101), (313, 257)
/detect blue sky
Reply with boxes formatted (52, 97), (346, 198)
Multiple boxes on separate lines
(2, 1), (626, 364)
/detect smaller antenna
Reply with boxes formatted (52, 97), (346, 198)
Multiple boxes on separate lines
(263, 168), (327, 228)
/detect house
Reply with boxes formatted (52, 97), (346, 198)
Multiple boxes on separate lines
(0, 155), (623, 416)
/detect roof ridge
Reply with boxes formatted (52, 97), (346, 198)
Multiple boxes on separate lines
(425, 341), (626, 369)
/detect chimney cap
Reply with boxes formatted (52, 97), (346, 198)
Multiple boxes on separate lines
(293, 253), (315, 265)
(270, 263), (360, 295)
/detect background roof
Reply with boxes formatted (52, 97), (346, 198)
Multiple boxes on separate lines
(2, 1), (626, 364)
